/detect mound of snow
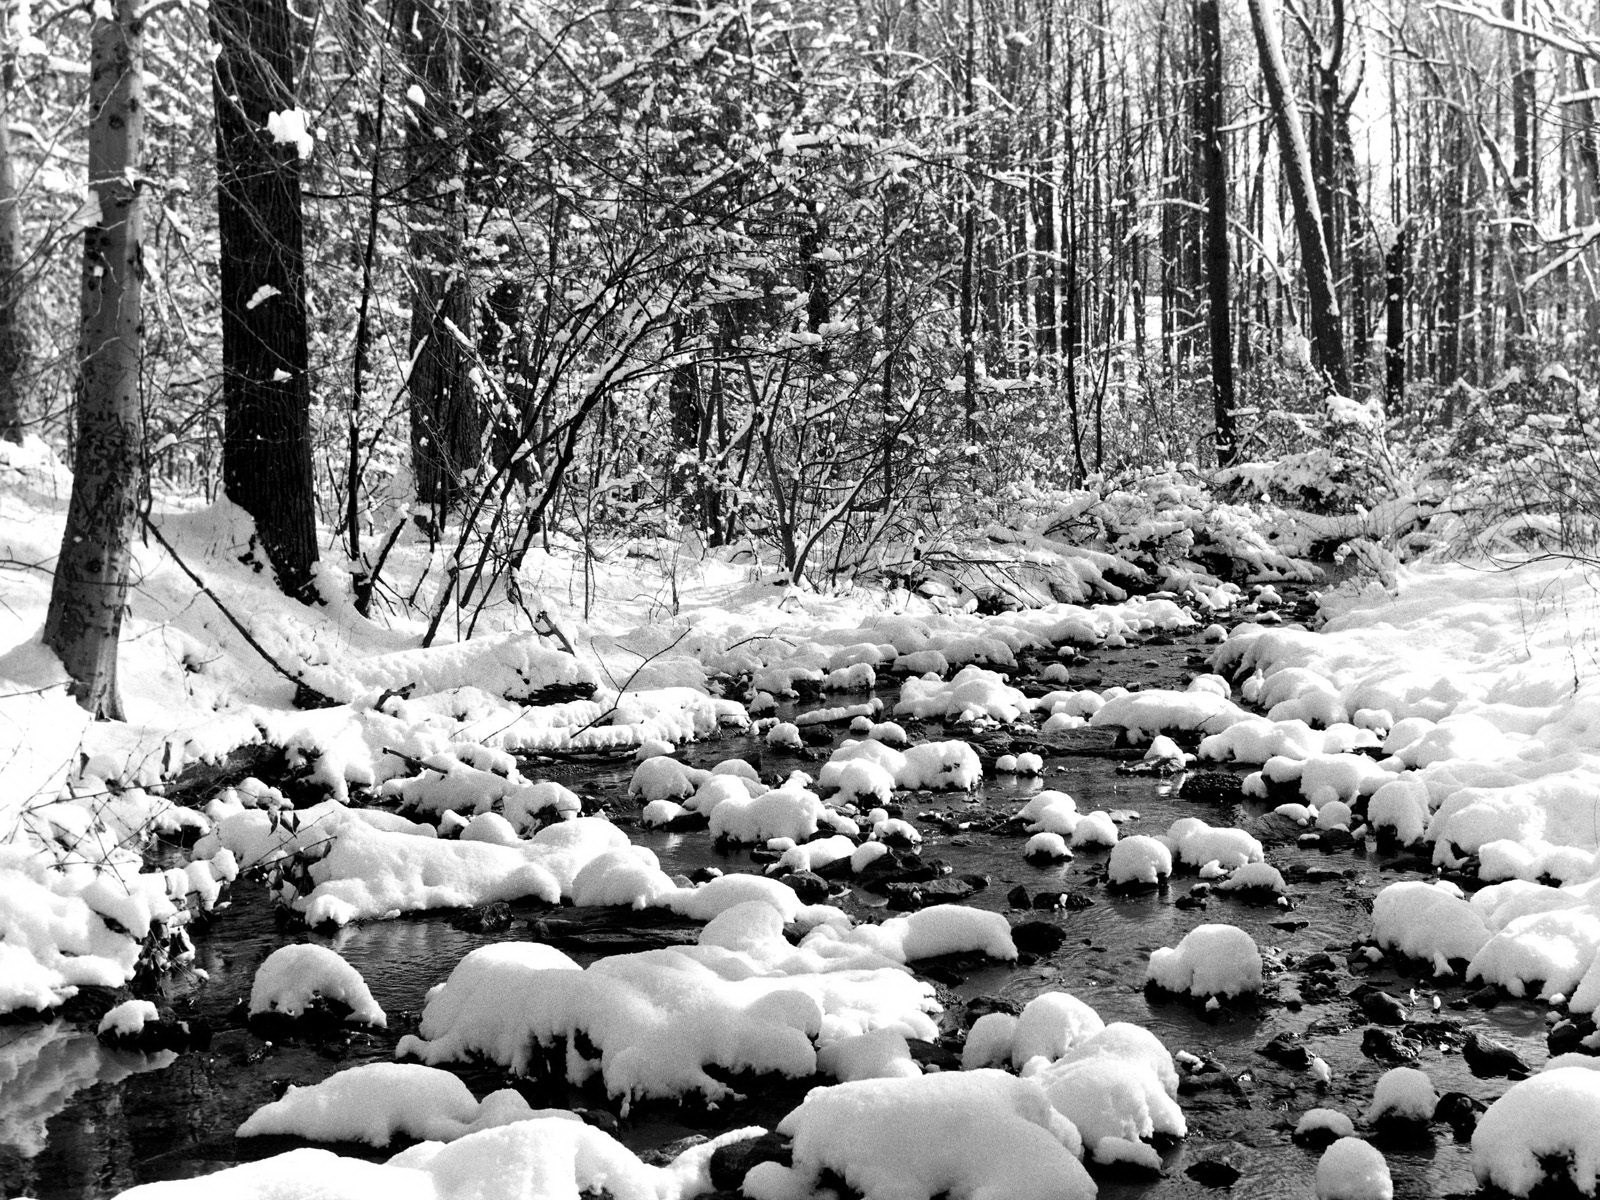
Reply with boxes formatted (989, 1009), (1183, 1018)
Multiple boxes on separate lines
(743, 1070), (1095, 1200)
(249, 943), (385, 1027)
(398, 912), (937, 1109)
(1472, 1067), (1600, 1196)
(1108, 835), (1172, 886)
(1316, 1137), (1393, 1200)
(1146, 924), (1262, 999)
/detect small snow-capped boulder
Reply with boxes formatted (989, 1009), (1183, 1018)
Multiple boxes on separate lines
(1363, 1067), (1437, 1126)
(249, 943), (385, 1033)
(751, 1071), (1095, 1200)
(627, 756), (710, 803)
(1108, 835), (1173, 889)
(97, 999), (207, 1052)
(1316, 1137), (1392, 1200)
(1146, 924), (1262, 1001)
(1471, 1067), (1600, 1197)
(1295, 1108), (1357, 1147)
(1215, 861), (1287, 902)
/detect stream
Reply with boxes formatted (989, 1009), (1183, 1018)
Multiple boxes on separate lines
(0, 592), (1544, 1199)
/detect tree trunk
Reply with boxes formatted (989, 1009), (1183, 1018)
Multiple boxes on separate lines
(1246, 0), (1351, 397)
(1195, 0), (1235, 465)
(403, 0), (478, 518)
(42, 0), (144, 720)
(0, 61), (27, 445)
(213, 0), (319, 602)
(1384, 221), (1407, 411)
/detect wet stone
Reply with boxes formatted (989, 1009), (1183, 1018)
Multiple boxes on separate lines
(1548, 1016), (1598, 1057)
(1361, 1027), (1420, 1063)
(1258, 1032), (1312, 1070)
(708, 1131), (791, 1191)
(1177, 771), (1244, 805)
(1185, 1158), (1241, 1188)
(1462, 1031), (1530, 1078)
(1011, 920), (1067, 956)
(1433, 1091), (1486, 1141)
(452, 901), (515, 933)
(1357, 989), (1407, 1025)
(777, 871), (830, 904)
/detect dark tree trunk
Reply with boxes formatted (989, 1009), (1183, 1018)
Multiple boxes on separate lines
(1384, 221), (1408, 411)
(213, 0), (319, 602)
(403, 0), (479, 518)
(1195, 0), (1235, 465)
(43, 0), (144, 719)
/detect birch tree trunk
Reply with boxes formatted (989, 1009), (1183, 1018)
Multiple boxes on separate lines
(42, 0), (144, 719)
(1246, 0), (1351, 397)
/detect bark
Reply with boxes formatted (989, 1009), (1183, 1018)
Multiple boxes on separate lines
(43, 0), (144, 719)
(1195, 0), (1235, 465)
(0, 60), (26, 444)
(402, 0), (479, 516)
(1384, 222), (1408, 411)
(1246, 0), (1351, 397)
(213, 0), (319, 602)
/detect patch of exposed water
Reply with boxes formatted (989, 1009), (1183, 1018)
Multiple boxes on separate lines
(0, 603), (1554, 1200)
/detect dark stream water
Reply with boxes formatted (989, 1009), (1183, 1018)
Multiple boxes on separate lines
(0, 601), (1547, 1199)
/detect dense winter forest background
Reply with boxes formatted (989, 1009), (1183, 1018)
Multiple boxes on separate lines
(8, 0), (1600, 715)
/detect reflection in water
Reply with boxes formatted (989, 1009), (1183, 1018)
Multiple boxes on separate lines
(0, 1023), (174, 1195)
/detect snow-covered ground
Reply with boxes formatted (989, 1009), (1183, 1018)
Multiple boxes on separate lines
(10, 434), (1600, 1198)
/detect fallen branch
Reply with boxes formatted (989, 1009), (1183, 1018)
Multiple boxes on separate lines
(142, 515), (339, 709)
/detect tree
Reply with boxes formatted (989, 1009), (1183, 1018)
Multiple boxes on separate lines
(213, 0), (319, 602)
(401, 0), (479, 520)
(42, 0), (144, 719)
(1246, 0), (1350, 398)
(1195, 0), (1234, 464)
(0, 41), (26, 445)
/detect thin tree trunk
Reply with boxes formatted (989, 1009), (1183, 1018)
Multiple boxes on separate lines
(1384, 221), (1408, 411)
(43, 0), (144, 719)
(1196, 0), (1235, 465)
(213, 0), (319, 602)
(0, 56), (26, 445)
(1246, 0), (1351, 397)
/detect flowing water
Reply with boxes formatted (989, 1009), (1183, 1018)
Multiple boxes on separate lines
(0, 598), (1545, 1199)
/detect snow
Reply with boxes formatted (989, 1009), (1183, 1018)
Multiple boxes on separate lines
(1369, 880), (1490, 972)
(265, 108), (315, 158)
(1316, 1138), (1393, 1200)
(1472, 1067), (1600, 1196)
(1089, 686), (1248, 741)
(1023, 1022), (1185, 1155)
(1165, 816), (1263, 869)
(1297, 1108), (1356, 1140)
(249, 943), (386, 1027)
(1108, 834), (1172, 885)
(119, 1118), (756, 1200)
(96, 998), (158, 1039)
(396, 906), (941, 1109)
(744, 1071), (1095, 1200)
(1363, 1066), (1437, 1123)
(237, 1063), (569, 1145)
(1146, 924), (1263, 999)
